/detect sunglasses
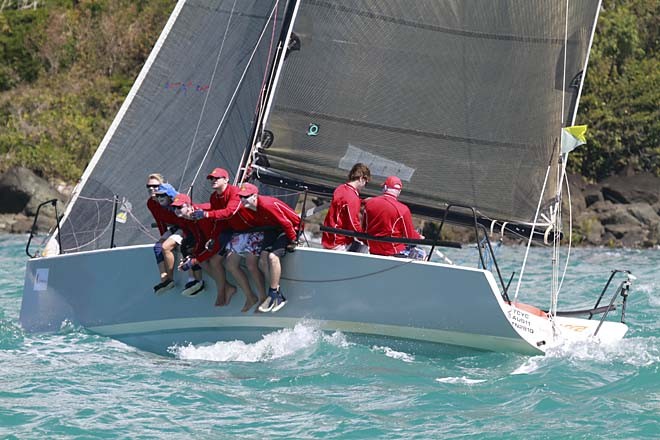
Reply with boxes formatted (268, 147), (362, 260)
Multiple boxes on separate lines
(146, 184), (159, 190)
(208, 176), (226, 182)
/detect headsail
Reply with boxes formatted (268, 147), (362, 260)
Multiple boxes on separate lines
(257, 0), (599, 224)
(57, 0), (286, 253)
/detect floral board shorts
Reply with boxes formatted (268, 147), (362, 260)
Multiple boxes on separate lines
(225, 232), (264, 256)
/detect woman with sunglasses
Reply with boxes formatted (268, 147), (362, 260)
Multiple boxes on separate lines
(146, 174), (202, 295)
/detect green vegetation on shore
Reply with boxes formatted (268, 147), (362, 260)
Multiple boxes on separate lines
(0, 0), (658, 183)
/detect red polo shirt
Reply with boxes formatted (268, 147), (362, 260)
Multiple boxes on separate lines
(363, 193), (421, 256)
(322, 183), (363, 249)
(231, 195), (301, 241)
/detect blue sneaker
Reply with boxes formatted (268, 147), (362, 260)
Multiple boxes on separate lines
(181, 280), (204, 297)
(258, 288), (278, 312)
(153, 278), (174, 295)
(270, 290), (287, 313)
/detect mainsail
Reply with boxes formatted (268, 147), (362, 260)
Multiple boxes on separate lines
(57, 0), (286, 253)
(258, 0), (599, 224)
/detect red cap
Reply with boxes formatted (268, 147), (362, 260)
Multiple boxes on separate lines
(171, 193), (191, 207)
(207, 168), (229, 180)
(237, 183), (259, 197)
(382, 176), (403, 190)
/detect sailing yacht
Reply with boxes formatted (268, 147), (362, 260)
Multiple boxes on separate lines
(20, 0), (633, 355)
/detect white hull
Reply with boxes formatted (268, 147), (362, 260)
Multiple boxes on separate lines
(20, 246), (627, 355)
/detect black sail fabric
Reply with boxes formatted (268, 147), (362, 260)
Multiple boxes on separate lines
(262, 0), (598, 224)
(58, 0), (287, 252)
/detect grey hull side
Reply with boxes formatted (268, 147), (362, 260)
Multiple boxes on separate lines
(20, 246), (540, 355)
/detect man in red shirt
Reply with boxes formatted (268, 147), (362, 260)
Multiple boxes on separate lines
(188, 167), (242, 306)
(235, 183), (301, 313)
(322, 163), (370, 252)
(363, 176), (424, 257)
(171, 192), (253, 301)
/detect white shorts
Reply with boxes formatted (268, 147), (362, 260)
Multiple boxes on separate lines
(226, 232), (264, 256)
(161, 228), (183, 245)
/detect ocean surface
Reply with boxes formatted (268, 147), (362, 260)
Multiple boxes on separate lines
(1, 233), (659, 439)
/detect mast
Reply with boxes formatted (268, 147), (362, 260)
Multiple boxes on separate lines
(238, 0), (302, 183)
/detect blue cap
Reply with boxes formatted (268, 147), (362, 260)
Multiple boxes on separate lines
(155, 183), (178, 199)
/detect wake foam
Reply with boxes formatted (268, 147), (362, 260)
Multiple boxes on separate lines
(170, 321), (349, 362)
(372, 345), (415, 363)
(512, 336), (660, 374)
(435, 376), (486, 385)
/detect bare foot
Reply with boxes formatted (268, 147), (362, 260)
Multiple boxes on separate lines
(224, 284), (237, 306)
(214, 292), (225, 307)
(241, 295), (258, 313)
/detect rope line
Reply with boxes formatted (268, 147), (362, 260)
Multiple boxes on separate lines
(281, 258), (415, 283)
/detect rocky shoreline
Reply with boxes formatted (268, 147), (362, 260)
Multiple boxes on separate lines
(1, 167), (659, 248)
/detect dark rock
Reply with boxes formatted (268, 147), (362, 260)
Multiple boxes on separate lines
(598, 205), (641, 226)
(607, 225), (647, 247)
(0, 167), (64, 219)
(583, 184), (603, 207)
(601, 173), (660, 205)
(626, 203), (660, 226)
(588, 200), (615, 213)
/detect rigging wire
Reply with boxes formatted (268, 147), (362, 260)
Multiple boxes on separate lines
(513, 160), (553, 305)
(282, 259), (415, 283)
(60, 196), (115, 252)
(550, 0), (573, 321)
(237, 0), (279, 184)
(188, 2), (281, 191)
(556, 170), (573, 297)
(178, 0), (238, 191)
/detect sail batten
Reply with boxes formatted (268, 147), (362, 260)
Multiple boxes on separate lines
(258, 0), (599, 224)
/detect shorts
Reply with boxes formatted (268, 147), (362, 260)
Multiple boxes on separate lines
(261, 230), (290, 258)
(394, 245), (427, 261)
(161, 228), (183, 245)
(217, 230), (233, 256)
(226, 231), (264, 256)
(180, 233), (196, 257)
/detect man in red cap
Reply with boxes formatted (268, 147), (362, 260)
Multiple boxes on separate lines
(322, 163), (370, 252)
(363, 176), (423, 257)
(235, 182), (301, 313)
(171, 192), (253, 301)
(188, 167), (242, 306)
(166, 193), (206, 297)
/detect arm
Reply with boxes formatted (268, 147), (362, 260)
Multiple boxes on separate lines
(402, 208), (422, 239)
(202, 190), (241, 220)
(147, 199), (168, 235)
(344, 196), (363, 233)
(271, 200), (300, 241)
(204, 196), (241, 220)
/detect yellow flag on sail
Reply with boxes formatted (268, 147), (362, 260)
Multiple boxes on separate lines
(561, 125), (587, 154)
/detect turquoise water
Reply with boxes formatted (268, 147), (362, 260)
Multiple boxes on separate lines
(2, 233), (659, 439)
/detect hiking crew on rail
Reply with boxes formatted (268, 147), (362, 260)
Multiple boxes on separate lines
(147, 167), (301, 313)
